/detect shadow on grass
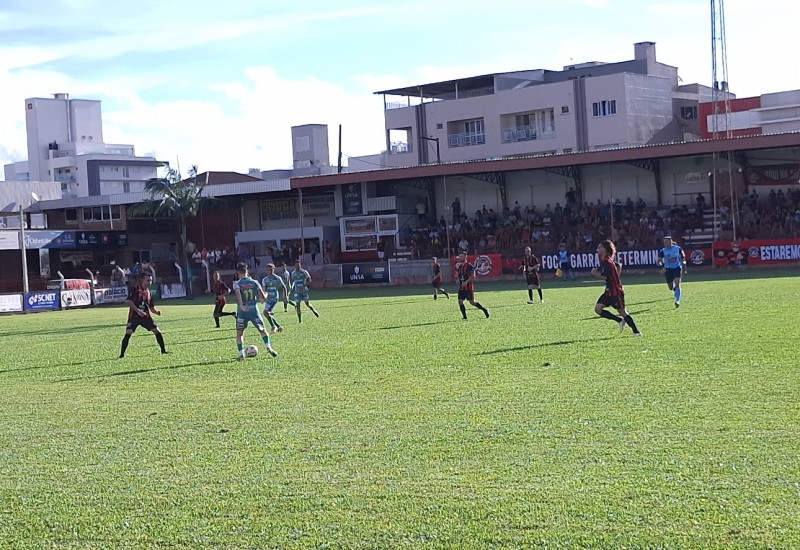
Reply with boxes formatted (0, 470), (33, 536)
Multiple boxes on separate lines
(56, 359), (231, 382)
(578, 308), (651, 321)
(0, 324), (116, 339)
(478, 336), (614, 356)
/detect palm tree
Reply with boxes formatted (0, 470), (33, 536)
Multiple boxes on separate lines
(129, 164), (211, 296)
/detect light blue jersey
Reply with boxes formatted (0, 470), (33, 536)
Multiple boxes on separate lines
(261, 274), (287, 301)
(233, 277), (262, 310)
(659, 245), (684, 269)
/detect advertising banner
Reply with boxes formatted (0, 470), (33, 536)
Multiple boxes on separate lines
(452, 254), (502, 279)
(0, 294), (23, 313)
(61, 288), (92, 308)
(342, 262), (390, 285)
(23, 230), (75, 249)
(161, 283), (187, 299)
(746, 164), (800, 186)
(46, 278), (92, 291)
(0, 231), (19, 251)
(94, 287), (129, 304)
(75, 231), (127, 249)
(341, 183), (363, 216)
(504, 247), (713, 273)
(25, 291), (60, 312)
(713, 239), (800, 266)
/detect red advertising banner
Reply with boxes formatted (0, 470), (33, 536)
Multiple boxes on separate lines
(713, 239), (800, 266)
(452, 254), (502, 278)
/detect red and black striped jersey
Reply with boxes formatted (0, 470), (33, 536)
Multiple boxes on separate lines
(213, 280), (230, 298)
(599, 257), (624, 297)
(456, 262), (475, 292)
(127, 285), (154, 319)
(522, 255), (539, 273)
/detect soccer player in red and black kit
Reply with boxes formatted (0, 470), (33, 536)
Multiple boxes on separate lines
(212, 271), (236, 328)
(455, 251), (490, 320)
(520, 246), (543, 304)
(431, 257), (450, 300)
(119, 271), (169, 358)
(590, 240), (642, 337)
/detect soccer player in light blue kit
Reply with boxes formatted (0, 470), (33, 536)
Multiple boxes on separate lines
(261, 263), (287, 333)
(291, 259), (319, 323)
(658, 235), (686, 308)
(233, 262), (278, 360)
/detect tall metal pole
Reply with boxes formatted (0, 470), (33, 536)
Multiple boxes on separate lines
(19, 205), (29, 295)
(443, 175), (451, 257)
(337, 124), (343, 174)
(298, 187), (305, 264)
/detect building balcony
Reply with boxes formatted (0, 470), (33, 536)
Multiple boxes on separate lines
(448, 132), (486, 148)
(55, 174), (76, 183)
(389, 142), (412, 154)
(501, 125), (556, 143)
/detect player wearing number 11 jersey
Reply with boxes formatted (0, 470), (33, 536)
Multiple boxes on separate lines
(233, 262), (277, 360)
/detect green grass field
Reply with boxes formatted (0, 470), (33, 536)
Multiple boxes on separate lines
(1, 270), (799, 549)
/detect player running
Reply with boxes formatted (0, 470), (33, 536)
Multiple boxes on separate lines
(520, 246), (543, 304)
(233, 262), (277, 360)
(455, 250), (490, 320)
(280, 262), (293, 312)
(261, 263), (288, 333)
(291, 260), (319, 323)
(212, 271), (236, 328)
(119, 271), (169, 358)
(431, 257), (450, 300)
(658, 235), (686, 308)
(590, 240), (642, 337)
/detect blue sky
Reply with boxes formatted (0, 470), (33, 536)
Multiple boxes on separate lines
(1, 0), (798, 176)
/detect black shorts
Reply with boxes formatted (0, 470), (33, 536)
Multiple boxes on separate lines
(432, 278), (442, 289)
(665, 267), (682, 284)
(126, 316), (158, 332)
(458, 289), (474, 301)
(560, 262), (572, 271)
(596, 292), (625, 311)
(526, 274), (540, 287)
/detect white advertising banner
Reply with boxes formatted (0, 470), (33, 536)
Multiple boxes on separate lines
(0, 231), (19, 251)
(61, 288), (93, 308)
(161, 284), (187, 299)
(93, 287), (129, 304)
(0, 294), (23, 313)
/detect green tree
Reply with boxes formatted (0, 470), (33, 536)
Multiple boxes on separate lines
(129, 165), (211, 296)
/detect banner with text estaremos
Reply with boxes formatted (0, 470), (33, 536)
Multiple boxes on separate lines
(713, 239), (800, 266)
(503, 247), (712, 273)
(452, 254), (502, 279)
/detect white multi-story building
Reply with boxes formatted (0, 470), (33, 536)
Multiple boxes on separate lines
(351, 42), (720, 170)
(3, 93), (159, 198)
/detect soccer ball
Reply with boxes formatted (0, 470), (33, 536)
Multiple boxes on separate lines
(244, 345), (259, 358)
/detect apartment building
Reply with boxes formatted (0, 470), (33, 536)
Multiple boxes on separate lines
(356, 42), (717, 169)
(701, 89), (800, 138)
(3, 94), (159, 198)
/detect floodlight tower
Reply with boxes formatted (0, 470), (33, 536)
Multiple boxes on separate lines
(710, 0), (737, 240)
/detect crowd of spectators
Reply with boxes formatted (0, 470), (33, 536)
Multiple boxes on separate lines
(401, 191), (711, 259)
(735, 187), (800, 239)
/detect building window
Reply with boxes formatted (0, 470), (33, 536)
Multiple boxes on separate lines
(123, 181), (130, 193)
(436, 123), (443, 130)
(133, 250), (151, 264)
(122, 166), (130, 177)
(447, 118), (485, 147)
(83, 206), (122, 222)
(592, 100), (617, 117)
(681, 106), (698, 120)
(561, 106), (570, 114)
(563, 148), (573, 154)
(501, 109), (556, 143)
(65, 209), (78, 223)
